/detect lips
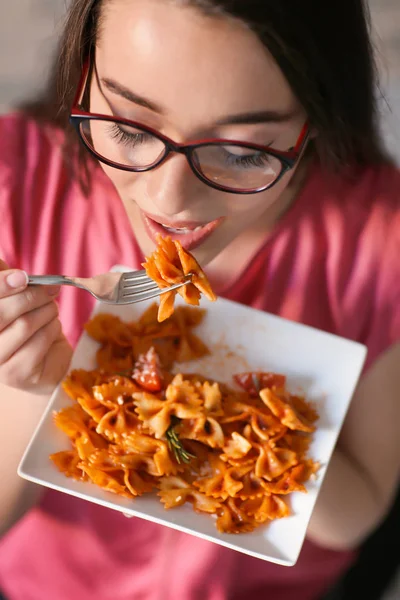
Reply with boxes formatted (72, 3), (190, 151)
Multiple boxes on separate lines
(141, 211), (223, 251)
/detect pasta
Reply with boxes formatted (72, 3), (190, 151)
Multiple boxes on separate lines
(143, 235), (217, 321)
(51, 305), (319, 534)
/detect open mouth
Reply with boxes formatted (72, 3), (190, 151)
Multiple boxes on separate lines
(141, 211), (223, 251)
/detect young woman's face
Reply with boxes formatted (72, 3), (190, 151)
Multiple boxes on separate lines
(91, 0), (306, 265)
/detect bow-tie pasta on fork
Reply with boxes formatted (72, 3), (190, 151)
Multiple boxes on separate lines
(143, 235), (217, 321)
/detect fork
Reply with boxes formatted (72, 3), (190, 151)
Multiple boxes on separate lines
(27, 270), (190, 305)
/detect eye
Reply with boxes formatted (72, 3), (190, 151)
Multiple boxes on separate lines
(107, 123), (153, 146)
(222, 146), (274, 169)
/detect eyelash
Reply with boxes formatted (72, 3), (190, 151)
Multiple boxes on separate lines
(224, 150), (273, 169)
(107, 123), (149, 146)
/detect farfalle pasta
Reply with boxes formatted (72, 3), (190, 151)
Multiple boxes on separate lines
(51, 305), (319, 534)
(143, 235), (217, 321)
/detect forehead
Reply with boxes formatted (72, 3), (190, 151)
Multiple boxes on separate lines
(96, 0), (298, 126)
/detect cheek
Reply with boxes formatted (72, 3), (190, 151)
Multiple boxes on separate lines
(98, 162), (135, 199)
(223, 172), (291, 222)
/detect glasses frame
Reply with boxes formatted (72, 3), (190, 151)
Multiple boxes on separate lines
(70, 58), (309, 195)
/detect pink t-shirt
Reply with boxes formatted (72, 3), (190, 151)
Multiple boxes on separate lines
(0, 113), (399, 600)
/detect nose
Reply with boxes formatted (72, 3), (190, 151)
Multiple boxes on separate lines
(144, 152), (204, 216)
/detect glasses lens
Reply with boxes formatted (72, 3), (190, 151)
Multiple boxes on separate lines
(79, 119), (167, 169)
(192, 144), (283, 191)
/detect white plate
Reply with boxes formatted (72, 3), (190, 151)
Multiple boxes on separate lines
(18, 265), (367, 567)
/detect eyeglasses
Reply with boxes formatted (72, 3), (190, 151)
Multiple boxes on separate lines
(70, 58), (309, 195)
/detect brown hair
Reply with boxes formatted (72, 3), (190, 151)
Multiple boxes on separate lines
(25, 0), (389, 172)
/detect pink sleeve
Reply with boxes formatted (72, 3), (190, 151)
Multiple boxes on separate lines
(0, 112), (67, 273)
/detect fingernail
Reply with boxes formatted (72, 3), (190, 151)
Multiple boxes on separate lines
(6, 270), (28, 289)
(47, 285), (61, 296)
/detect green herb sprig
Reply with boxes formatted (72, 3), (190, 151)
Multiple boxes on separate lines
(166, 417), (195, 464)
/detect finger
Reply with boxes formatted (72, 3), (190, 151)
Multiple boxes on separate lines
(0, 316), (63, 389)
(0, 301), (59, 364)
(0, 268), (29, 297)
(0, 267), (61, 301)
(0, 284), (60, 333)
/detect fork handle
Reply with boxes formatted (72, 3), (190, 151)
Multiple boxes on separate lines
(28, 275), (75, 286)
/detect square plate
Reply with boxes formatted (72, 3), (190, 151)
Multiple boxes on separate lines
(18, 265), (367, 566)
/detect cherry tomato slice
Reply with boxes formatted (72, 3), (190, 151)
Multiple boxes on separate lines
(233, 372), (286, 397)
(133, 347), (164, 392)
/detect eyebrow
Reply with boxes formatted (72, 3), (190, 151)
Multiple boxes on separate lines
(101, 77), (295, 126)
(215, 110), (295, 126)
(101, 78), (165, 114)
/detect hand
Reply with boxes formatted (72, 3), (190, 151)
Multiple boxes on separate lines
(0, 260), (73, 394)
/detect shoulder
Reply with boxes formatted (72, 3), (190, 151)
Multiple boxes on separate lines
(309, 162), (399, 262)
(0, 111), (61, 168)
(0, 112), (73, 268)
(309, 161), (399, 225)
(330, 164), (399, 276)
(348, 164), (399, 228)
(0, 111), (67, 190)
(339, 164), (399, 275)
(305, 162), (399, 360)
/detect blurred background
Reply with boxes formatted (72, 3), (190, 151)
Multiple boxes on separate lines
(0, 2), (399, 599)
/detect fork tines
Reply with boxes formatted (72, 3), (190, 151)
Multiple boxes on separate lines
(119, 270), (189, 303)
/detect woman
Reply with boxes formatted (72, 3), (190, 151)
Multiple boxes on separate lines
(0, 1), (399, 598)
